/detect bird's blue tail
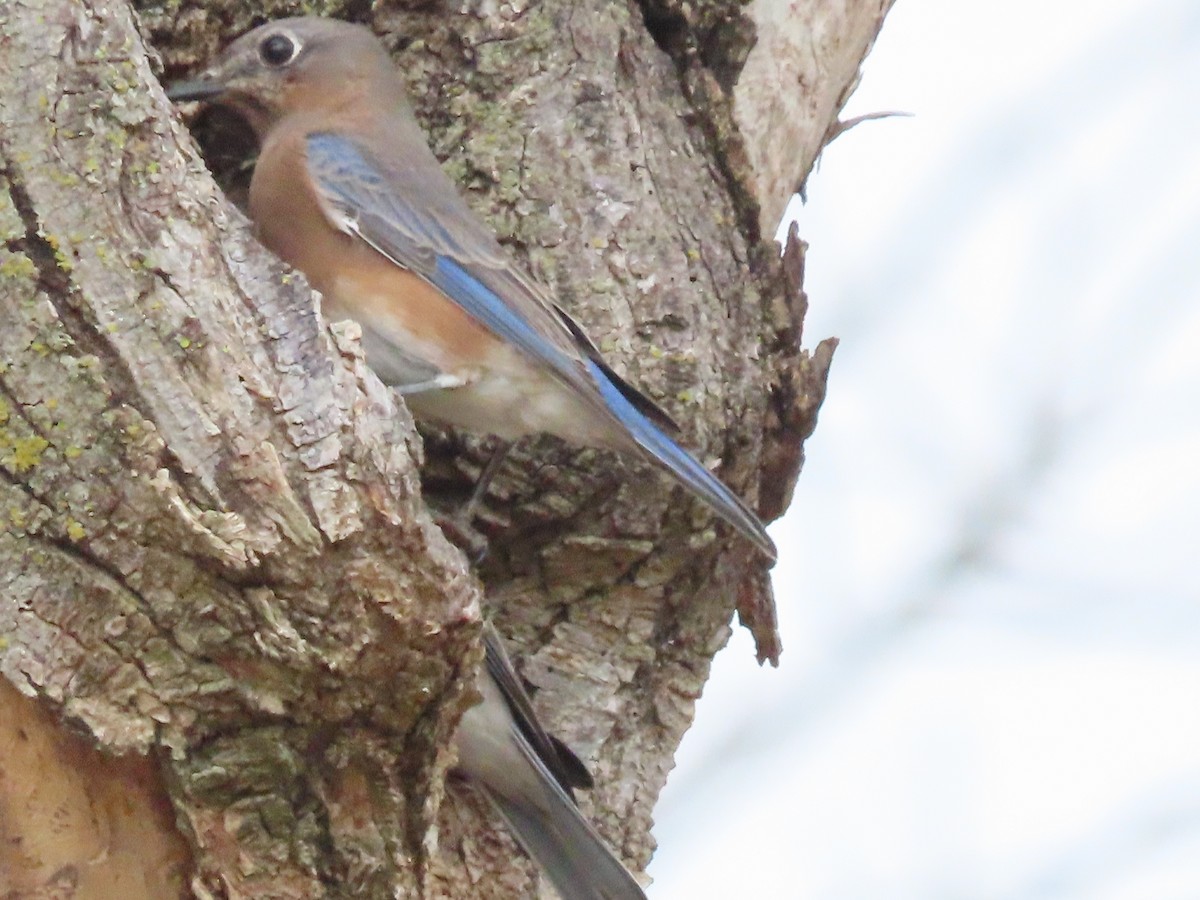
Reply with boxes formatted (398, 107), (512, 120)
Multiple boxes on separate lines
(587, 361), (776, 561)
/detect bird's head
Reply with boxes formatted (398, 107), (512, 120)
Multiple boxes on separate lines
(167, 17), (395, 139)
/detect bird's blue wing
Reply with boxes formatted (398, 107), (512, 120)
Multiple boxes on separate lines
(307, 133), (584, 383)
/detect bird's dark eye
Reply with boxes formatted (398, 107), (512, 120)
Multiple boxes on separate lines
(259, 33), (297, 67)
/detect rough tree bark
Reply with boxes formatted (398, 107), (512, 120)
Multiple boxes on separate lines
(0, 0), (888, 896)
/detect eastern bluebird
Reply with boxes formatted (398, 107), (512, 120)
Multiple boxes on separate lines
(167, 16), (776, 563)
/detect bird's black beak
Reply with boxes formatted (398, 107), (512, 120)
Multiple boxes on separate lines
(166, 78), (227, 103)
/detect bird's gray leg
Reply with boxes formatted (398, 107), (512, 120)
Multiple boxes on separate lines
(436, 440), (513, 562)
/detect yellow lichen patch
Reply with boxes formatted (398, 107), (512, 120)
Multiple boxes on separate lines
(0, 252), (36, 279)
(49, 168), (81, 188)
(65, 519), (87, 541)
(7, 435), (50, 472)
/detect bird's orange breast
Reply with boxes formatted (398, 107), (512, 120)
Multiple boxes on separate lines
(248, 124), (501, 372)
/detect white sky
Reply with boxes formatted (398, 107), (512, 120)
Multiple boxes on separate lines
(649, 0), (1200, 896)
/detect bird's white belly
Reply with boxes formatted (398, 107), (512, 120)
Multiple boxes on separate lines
(406, 343), (607, 445)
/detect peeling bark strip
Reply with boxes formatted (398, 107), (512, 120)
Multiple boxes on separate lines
(735, 0), (900, 238)
(0, 0), (882, 894)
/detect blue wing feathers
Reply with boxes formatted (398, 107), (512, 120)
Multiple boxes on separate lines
(431, 256), (582, 384)
(310, 134), (583, 381)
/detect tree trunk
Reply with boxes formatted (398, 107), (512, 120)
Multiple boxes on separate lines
(0, 0), (885, 896)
